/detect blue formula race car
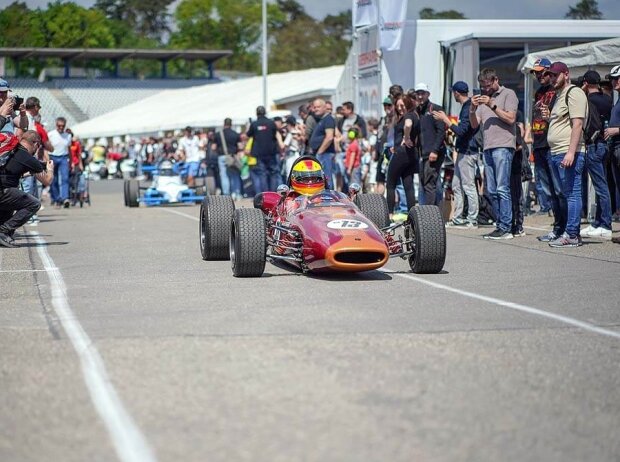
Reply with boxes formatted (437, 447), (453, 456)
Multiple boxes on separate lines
(124, 160), (206, 207)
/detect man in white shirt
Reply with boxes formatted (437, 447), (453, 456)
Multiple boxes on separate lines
(179, 126), (202, 186)
(48, 117), (72, 208)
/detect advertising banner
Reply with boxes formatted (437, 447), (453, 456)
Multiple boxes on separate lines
(379, 0), (408, 51)
(353, 0), (377, 28)
(357, 25), (381, 120)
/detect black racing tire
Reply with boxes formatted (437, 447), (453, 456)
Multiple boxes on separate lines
(407, 205), (446, 274)
(230, 208), (266, 278)
(123, 180), (129, 206)
(127, 180), (140, 208)
(200, 195), (235, 260)
(355, 193), (390, 229)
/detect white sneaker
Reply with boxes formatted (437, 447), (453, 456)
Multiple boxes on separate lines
(580, 225), (596, 237)
(587, 227), (612, 240)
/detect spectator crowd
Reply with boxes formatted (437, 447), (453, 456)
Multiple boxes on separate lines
(2, 60), (620, 249)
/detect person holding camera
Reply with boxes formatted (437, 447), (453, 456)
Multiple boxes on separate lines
(433, 81), (479, 228)
(0, 131), (54, 248)
(469, 68), (519, 240)
(0, 78), (28, 135)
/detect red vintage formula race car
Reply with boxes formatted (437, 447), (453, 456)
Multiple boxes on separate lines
(199, 156), (446, 277)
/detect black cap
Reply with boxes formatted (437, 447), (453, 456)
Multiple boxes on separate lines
(582, 70), (601, 85)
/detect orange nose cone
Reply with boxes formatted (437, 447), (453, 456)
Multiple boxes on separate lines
(324, 235), (389, 272)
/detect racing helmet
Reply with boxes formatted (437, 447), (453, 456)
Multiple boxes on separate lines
(159, 160), (174, 176)
(290, 158), (325, 195)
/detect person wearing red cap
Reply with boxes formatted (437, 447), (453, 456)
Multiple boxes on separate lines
(530, 58), (556, 227)
(542, 61), (588, 248)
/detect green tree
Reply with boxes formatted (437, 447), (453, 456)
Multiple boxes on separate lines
(94, 0), (173, 42)
(41, 2), (116, 48)
(565, 0), (603, 19)
(269, 7), (351, 73)
(0, 2), (47, 47)
(419, 7), (466, 19)
(171, 0), (284, 72)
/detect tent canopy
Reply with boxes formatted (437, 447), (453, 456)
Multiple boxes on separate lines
(518, 37), (620, 76)
(73, 65), (343, 138)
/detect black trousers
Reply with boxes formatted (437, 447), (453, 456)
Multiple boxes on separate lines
(420, 155), (444, 206)
(386, 150), (417, 214)
(510, 150), (524, 232)
(0, 187), (41, 234)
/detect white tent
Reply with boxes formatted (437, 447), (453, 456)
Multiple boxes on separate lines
(519, 37), (620, 76)
(73, 65), (344, 138)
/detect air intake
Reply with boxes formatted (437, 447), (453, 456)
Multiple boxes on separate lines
(334, 251), (385, 264)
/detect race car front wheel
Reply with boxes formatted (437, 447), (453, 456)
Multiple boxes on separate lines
(200, 195), (235, 260)
(355, 193), (390, 229)
(127, 180), (140, 208)
(123, 180), (129, 207)
(407, 205), (446, 274)
(230, 208), (266, 277)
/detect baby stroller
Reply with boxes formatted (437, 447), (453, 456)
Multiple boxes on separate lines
(70, 168), (91, 207)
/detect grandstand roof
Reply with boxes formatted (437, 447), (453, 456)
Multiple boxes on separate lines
(72, 65), (344, 138)
(0, 47), (232, 61)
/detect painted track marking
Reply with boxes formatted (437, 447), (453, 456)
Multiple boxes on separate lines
(379, 268), (620, 340)
(160, 207), (199, 221)
(163, 204), (620, 340)
(30, 231), (157, 462)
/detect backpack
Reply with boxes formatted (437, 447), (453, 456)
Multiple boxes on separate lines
(0, 132), (19, 169)
(565, 86), (602, 145)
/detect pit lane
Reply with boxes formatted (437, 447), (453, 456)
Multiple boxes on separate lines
(1, 179), (619, 462)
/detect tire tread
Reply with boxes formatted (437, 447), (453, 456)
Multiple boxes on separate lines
(408, 205), (446, 273)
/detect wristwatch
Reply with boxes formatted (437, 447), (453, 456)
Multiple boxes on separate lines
(491, 104), (498, 111)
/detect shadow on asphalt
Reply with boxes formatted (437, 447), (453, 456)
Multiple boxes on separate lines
(264, 259), (394, 281)
(386, 269), (450, 275)
(17, 241), (69, 248)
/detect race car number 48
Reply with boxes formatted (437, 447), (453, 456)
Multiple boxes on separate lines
(327, 219), (368, 230)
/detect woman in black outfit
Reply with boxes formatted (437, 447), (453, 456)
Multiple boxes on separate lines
(386, 94), (419, 219)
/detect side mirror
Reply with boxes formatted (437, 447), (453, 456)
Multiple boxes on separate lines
(276, 184), (290, 196)
(348, 182), (361, 199)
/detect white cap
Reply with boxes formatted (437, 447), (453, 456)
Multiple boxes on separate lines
(606, 65), (620, 79)
(414, 82), (430, 93)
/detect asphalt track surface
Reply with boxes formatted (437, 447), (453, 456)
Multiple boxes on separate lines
(1, 180), (619, 462)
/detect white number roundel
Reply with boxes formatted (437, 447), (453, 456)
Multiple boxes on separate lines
(327, 219), (368, 230)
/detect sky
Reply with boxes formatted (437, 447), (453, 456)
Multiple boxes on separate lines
(2, 0), (620, 20)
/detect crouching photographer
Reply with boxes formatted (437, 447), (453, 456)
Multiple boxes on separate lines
(0, 131), (54, 248)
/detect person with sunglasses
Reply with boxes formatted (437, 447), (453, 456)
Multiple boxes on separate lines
(0, 130), (54, 248)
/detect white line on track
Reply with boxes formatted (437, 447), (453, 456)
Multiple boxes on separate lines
(160, 208), (199, 221)
(379, 268), (620, 340)
(29, 231), (157, 462)
(0, 268), (59, 273)
(164, 205), (620, 341)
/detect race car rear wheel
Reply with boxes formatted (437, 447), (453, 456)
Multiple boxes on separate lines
(230, 208), (266, 277)
(200, 195), (235, 260)
(355, 193), (390, 229)
(123, 180), (129, 206)
(407, 205), (446, 274)
(127, 180), (140, 208)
